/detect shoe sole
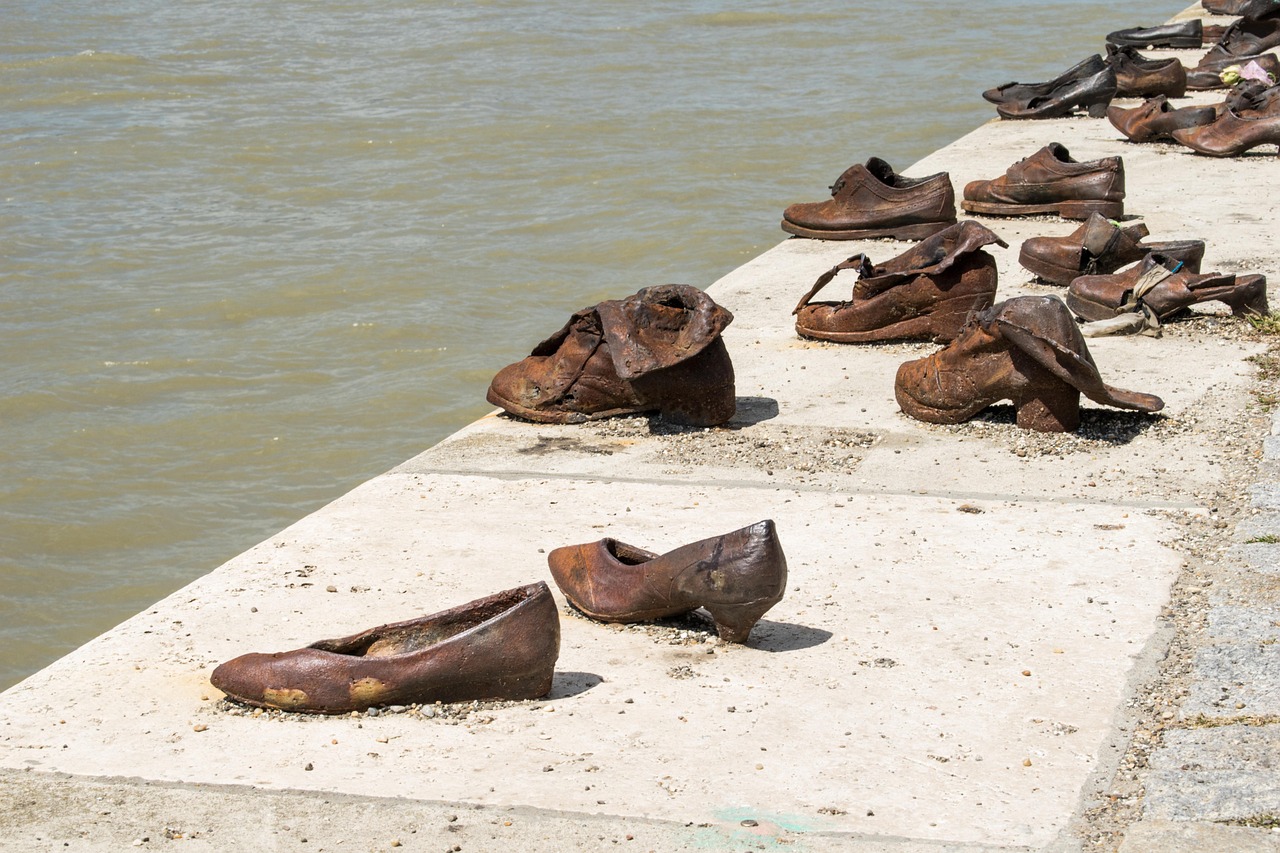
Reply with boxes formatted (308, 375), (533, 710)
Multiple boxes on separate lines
(1018, 250), (1078, 286)
(961, 199), (1124, 221)
(780, 219), (956, 241)
(1064, 291), (1119, 322)
(485, 387), (649, 425)
(796, 291), (994, 344)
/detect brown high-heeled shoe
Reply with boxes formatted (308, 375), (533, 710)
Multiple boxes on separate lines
(547, 520), (787, 643)
(792, 220), (1005, 344)
(1066, 253), (1269, 321)
(895, 296), (1164, 433)
(210, 582), (561, 714)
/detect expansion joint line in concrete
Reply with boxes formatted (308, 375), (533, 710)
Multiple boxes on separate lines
(402, 467), (1205, 511)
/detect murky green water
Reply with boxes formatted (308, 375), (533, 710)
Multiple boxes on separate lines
(0, 0), (1181, 688)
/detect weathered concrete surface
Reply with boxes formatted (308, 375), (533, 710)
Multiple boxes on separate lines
(3, 3), (1279, 851)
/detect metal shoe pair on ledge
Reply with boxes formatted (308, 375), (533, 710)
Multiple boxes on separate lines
(980, 50), (1189, 119)
(212, 520), (788, 714)
(780, 143), (1123, 242)
(1109, 79), (1280, 154)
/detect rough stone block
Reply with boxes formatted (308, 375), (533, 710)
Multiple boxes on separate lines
(1184, 643), (1280, 718)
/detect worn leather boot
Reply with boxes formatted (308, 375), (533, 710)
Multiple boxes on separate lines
(1107, 95), (1219, 142)
(983, 55), (1106, 105)
(1107, 45), (1188, 97)
(1067, 253), (1269, 321)
(548, 520), (787, 643)
(211, 582), (561, 713)
(781, 157), (956, 240)
(1018, 213), (1205, 285)
(1203, 0), (1280, 16)
(792, 220), (1006, 343)
(487, 284), (736, 426)
(895, 296), (1164, 433)
(995, 66), (1117, 120)
(963, 143), (1126, 220)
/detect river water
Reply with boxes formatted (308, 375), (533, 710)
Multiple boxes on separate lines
(1, 0), (1182, 689)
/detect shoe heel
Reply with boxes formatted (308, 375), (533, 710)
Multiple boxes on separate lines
(704, 599), (776, 643)
(1086, 101), (1110, 119)
(1056, 200), (1124, 221)
(645, 337), (737, 426)
(1222, 277), (1270, 318)
(1015, 383), (1081, 432)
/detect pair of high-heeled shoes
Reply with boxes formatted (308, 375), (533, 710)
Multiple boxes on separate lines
(211, 520), (787, 714)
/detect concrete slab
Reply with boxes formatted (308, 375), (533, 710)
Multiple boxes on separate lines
(2, 4), (1276, 850)
(1119, 820), (1280, 853)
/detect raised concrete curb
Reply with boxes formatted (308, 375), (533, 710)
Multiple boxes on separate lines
(3, 3), (1279, 852)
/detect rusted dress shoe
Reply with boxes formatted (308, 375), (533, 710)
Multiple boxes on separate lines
(895, 296), (1164, 433)
(1172, 82), (1280, 154)
(995, 66), (1117, 120)
(1107, 95), (1219, 142)
(983, 55), (1106, 105)
(792, 220), (1005, 343)
(963, 143), (1125, 221)
(780, 158), (956, 241)
(1204, 0), (1279, 15)
(1208, 17), (1280, 56)
(1107, 45), (1188, 98)
(210, 582), (560, 714)
(1186, 51), (1280, 88)
(1067, 253), (1269, 321)
(1107, 20), (1204, 49)
(548, 520), (786, 643)
(487, 284), (735, 426)
(1018, 213), (1205, 285)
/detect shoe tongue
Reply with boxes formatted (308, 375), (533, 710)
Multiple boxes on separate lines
(1046, 142), (1074, 164)
(1133, 255), (1180, 299)
(1080, 214), (1121, 256)
(864, 157), (897, 185)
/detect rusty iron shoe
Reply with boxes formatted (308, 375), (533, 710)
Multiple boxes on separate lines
(1172, 81), (1280, 155)
(1018, 213), (1205, 286)
(982, 54), (1107, 105)
(1107, 95), (1219, 142)
(792, 220), (1006, 343)
(210, 582), (560, 714)
(995, 65), (1117, 120)
(487, 284), (735, 427)
(895, 296), (1164, 433)
(1204, 0), (1280, 15)
(1208, 16), (1280, 57)
(1107, 45), (1188, 98)
(547, 520), (787, 643)
(1066, 253), (1269, 321)
(780, 157), (957, 241)
(962, 143), (1125, 221)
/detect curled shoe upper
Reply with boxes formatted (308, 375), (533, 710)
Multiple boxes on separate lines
(981, 296), (1164, 413)
(487, 284), (735, 423)
(793, 220), (1007, 313)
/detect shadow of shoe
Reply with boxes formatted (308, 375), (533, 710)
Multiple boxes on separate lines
(646, 396), (779, 434)
(971, 404), (1166, 444)
(547, 671), (604, 699)
(740, 619), (833, 653)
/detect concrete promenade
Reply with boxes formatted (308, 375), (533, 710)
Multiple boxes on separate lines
(2, 4), (1279, 851)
